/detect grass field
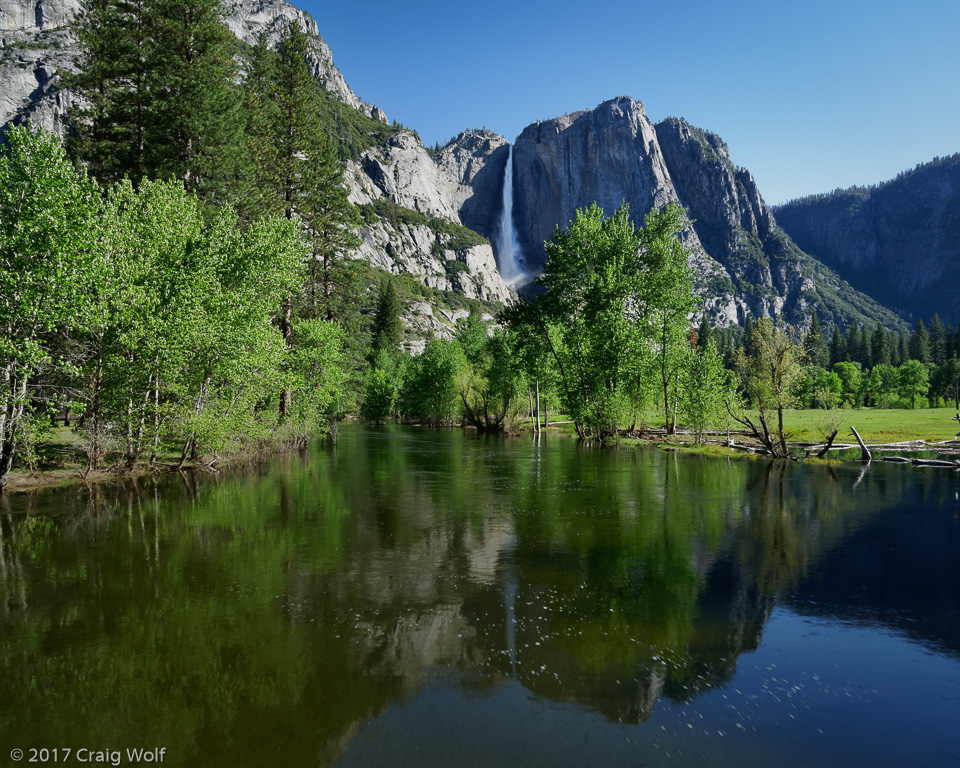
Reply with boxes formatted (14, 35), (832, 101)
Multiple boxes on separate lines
(766, 407), (960, 445)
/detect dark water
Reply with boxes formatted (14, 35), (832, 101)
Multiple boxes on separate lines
(1, 425), (959, 767)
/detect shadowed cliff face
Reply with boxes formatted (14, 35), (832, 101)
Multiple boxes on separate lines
(774, 157), (960, 323)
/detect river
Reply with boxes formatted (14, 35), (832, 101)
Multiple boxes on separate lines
(1, 425), (958, 767)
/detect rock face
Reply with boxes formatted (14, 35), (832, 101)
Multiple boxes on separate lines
(513, 97), (677, 272)
(435, 129), (509, 240)
(512, 98), (739, 324)
(510, 97), (898, 328)
(774, 155), (960, 323)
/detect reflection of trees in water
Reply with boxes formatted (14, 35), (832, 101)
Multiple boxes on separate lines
(1, 428), (955, 765)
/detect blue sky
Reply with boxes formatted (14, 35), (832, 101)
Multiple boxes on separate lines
(302, 0), (959, 205)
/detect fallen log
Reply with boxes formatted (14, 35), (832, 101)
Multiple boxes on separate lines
(881, 456), (911, 464)
(910, 458), (959, 468)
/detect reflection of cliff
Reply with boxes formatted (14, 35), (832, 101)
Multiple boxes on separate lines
(2, 428), (956, 766)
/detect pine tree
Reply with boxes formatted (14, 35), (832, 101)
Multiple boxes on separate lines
(845, 323), (862, 365)
(830, 325), (846, 367)
(66, 0), (153, 184)
(909, 318), (931, 363)
(802, 311), (829, 367)
(929, 313), (946, 365)
(695, 315), (713, 352)
(370, 277), (404, 361)
(236, 35), (282, 221)
(897, 325), (909, 366)
(870, 321), (890, 367)
(147, 0), (245, 200)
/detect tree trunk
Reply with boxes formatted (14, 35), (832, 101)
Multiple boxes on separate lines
(535, 379), (541, 433)
(279, 296), (292, 420)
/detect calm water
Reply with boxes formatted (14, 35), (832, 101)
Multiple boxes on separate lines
(1, 425), (959, 767)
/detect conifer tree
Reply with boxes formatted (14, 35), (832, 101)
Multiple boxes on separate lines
(66, 0), (153, 184)
(147, 0), (244, 200)
(695, 315), (713, 352)
(370, 277), (404, 361)
(829, 325), (846, 367)
(897, 325), (909, 366)
(909, 318), (931, 364)
(929, 313), (946, 365)
(802, 311), (829, 368)
(870, 321), (890, 368)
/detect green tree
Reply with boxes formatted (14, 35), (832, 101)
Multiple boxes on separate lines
(369, 277), (405, 362)
(909, 319), (931, 364)
(732, 318), (802, 457)
(870, 321), (890, 368)
(897, 359), (930, 409)
(0, 125), (102, 491)
(65, 0), (153, 184)
(829, 324), (846, 367)
(802, 311), (829, 368)
(520, 202), (648, 438)
(929, 314), (946, 365)
(640, 203), (695, 434)
(362, 350), (402, 425)
(679, 337), (733, 443)
(866, 363), (899, 409)
(400, 339), (466, 426)
(147, 0), (245, 199)
(831, 361), (863, 408)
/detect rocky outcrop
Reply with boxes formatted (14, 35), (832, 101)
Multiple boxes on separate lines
(358, 132), (460, 220)
(355, 215), (512, 306)
(774, 154), (960, 323)
(513, 97), (678, 272)
(435, 129), (509, 240)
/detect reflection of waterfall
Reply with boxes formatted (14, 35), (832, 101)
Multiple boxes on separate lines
(500, 534), (518, 676)
(494, 145), (524, 286)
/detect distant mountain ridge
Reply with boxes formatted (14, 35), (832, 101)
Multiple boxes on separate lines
(773, 154), (960, 324)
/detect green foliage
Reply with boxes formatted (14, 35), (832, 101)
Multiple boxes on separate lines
(504, 201), (697, 439)
(66, 0), (245, 199)
(732, 318), (803, 456)
(679, 338), (735, 443)
(0, 125), (102, 488)
(399, 339), (466, 426)
(831, 361), (863, 408)
(369, 277), (404, 361)
(897, 359), (930, 409)
(455, 318), (522, 431)
(0, 124), (344, 483)
(361, 350), (402, 424)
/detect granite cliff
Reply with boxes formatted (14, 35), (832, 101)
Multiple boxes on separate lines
(774, 154), (960, 323)
(511, 98), (899, 328)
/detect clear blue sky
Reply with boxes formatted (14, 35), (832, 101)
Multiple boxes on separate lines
(302, 0), (959, 205)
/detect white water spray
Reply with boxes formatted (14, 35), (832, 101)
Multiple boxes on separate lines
(495, 145), (525, 286)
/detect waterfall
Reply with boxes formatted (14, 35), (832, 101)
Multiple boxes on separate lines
(495, 145), (524, 285)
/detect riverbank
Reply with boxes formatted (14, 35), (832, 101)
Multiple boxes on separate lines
(7, 407), (960, 495)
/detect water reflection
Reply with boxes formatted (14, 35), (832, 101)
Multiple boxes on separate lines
(1, 426), (958, 767)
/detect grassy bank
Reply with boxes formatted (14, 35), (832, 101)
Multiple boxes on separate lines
(771, 407), (960, 444)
